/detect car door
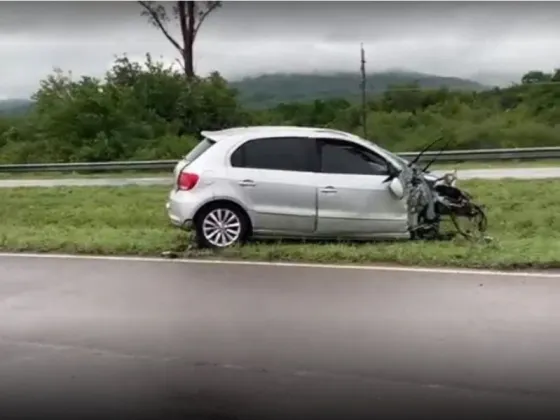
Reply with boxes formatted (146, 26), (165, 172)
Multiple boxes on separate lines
(227, 136), (318, 234)
(314, 138), (408, 236)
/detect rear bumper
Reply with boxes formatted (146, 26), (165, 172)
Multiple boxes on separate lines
(166, 201), (193, 230)
(166, 190), (200, 230)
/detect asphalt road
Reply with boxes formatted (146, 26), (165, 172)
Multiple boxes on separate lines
(1, 167), (560, 188)
(2, 255), (560, 420)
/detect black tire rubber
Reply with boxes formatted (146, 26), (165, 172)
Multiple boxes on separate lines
(410, 205), (441, 241)
(450, 203), (488, 240)
(194, 202), (250, 249)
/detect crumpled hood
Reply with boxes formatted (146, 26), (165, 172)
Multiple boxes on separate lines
(422, 172), (439, 184)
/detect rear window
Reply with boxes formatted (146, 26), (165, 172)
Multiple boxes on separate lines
(184, 138), (215, 162)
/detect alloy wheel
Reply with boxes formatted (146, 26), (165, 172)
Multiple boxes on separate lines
(201, 208), (242, 247)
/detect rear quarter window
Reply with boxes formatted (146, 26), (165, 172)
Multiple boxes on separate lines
(184, 138), (215, 162)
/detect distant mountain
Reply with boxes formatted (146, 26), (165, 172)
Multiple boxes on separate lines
(0, 71), (489, 114)
(230, 71), (489, 108)
(469, 71), (521, 88)
(0, 99), (33, 116)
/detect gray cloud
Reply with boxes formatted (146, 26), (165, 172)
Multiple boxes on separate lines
(1, 1), (560, 98)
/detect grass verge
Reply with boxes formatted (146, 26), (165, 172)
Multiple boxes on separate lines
(1, 180), (559, 270)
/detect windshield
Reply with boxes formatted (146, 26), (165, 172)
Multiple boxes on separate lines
(392, 153), (410, 168)
(376, 145), (435, 173)
(376, 145), (409, 169)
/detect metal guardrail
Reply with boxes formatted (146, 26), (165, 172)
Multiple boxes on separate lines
(0, 160), (178, 173)
(398, 146), (560, 162)
(0, 147), (559, 173)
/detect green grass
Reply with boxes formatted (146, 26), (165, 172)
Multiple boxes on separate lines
(1, 180), (559, 270)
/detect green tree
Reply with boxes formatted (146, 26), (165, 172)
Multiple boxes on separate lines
(4, 62), (560, 164)
(6, 54), (246, 162)
(521, 70), (552, 85)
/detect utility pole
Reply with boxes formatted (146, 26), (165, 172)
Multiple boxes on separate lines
(360, 43), (368, 139)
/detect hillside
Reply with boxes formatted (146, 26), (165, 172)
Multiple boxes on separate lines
(0, 99), (33, 116)
(0, 71), (488, 114)
(0, 54), (558, 165)
(230, 71), (489, 108)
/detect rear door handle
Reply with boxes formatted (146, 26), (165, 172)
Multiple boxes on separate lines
(238, 179), (256, 187)
(320, 186), (337, 194)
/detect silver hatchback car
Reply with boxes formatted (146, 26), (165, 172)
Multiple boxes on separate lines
(166, 126), (412, 248)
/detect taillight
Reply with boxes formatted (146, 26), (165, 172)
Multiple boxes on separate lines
(177, 172), (199, 191)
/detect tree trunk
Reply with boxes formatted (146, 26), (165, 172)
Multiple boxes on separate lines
(177, 1), (195, 80)
(185, 1), (195, 79)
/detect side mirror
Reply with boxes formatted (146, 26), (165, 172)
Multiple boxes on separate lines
(388, 177), (405, 200)
(382, 165), (401, 183)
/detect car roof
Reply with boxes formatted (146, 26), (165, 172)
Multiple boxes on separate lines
(200, 126), (360, 144)
(200, 125), (404, 169)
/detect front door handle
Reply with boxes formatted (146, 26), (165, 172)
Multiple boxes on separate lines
(320, 186), (337, 194)
(238, 179), (256, 187)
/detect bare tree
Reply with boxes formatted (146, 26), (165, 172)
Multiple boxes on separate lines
(138, 1), (221, 79)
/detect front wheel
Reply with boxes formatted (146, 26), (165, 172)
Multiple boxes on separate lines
(450, 203), (488, 240)
(410, 205), (441, 240)
(194, 203), (249, 249)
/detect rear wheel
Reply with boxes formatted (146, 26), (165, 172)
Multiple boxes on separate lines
(194, 203), (249, 249)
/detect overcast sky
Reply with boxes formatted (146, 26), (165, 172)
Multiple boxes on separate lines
(1, 1), (560, 98)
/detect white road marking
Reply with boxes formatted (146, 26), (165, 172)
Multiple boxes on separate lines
(0, 252), (559, 278)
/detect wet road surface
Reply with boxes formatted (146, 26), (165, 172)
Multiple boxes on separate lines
(1, 255), (560, 419)
(1, 167), (560, 188)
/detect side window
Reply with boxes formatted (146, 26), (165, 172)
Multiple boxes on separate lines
(185, 137), (215, 162)
(230, 137), (312, 172)
(320, 139), (390, 176)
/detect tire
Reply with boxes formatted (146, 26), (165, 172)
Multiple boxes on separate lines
(450, 203), (487, 240)
(194, 202), (249, 249)
(410, 206), (440, 240)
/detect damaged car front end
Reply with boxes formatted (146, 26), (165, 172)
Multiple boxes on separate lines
(378, 140), (488, 241)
